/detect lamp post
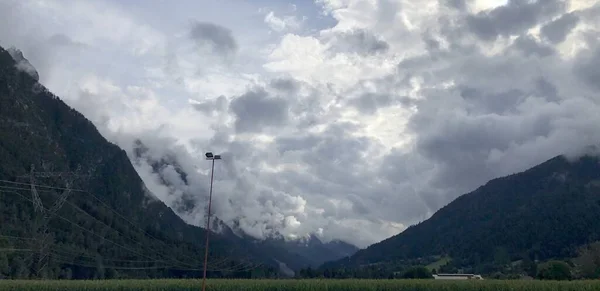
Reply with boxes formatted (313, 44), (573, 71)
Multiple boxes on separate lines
(202, 152), (221, 291)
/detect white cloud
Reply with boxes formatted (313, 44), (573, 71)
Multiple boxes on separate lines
(2, 0), (600, 249)
(470, 0), (509, 13)
(264, 11), (304, 32)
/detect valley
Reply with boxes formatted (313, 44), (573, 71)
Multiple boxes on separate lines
(2, 0), (600, 287)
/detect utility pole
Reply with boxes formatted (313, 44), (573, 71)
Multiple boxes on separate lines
(202, 152), (221, 291)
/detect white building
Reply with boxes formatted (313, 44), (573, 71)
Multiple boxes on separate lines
(432, 274), (483, 280)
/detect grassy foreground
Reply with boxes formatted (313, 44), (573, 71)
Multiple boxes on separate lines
(2, 279), (600, 291)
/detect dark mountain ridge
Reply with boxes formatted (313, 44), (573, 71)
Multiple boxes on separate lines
(323, 151), (600, 274)
(251, 234), (359, 269)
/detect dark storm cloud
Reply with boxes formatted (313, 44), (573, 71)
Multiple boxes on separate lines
(466, 0), (565, 41)
(276, 135), (322, 154)
(349, 93), (393, 114)
(299, 123), (372, 186)
(573, 47), (600, 91)
(414, 113), (523, 188)
(511, 35), (555, 57)
(540, 13), (580, 44)
(459, 87), (527, 114)
(371, 2), (600, 214)
(229, 88), (289, 133)
(192, 95), (228, 115)
(377, 0), (400, 27)
(332, 29), (389, 55)
(47, 34), (87, 48)
(269, 122), (385, 223)
(275, 122), (371, 182)
(412, 94), (600, 191)
(534, 77), (560, 102)
(270, 78), (301, 93)
(444, 0), (467, 10)
(189, 21), (238, 56)
(422, 33), (441, 51)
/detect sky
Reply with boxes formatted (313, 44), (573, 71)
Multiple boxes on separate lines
(1, 0), (600, 248)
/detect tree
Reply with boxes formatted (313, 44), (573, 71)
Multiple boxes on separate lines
(59, 268), (73, 280)
(573, 241), (600, 279)
(494, 247), (510, 266)
(402, 266), (433, 279)
(0, 253), (9, 278)
(94, 255), (105, 279)
(521, 255), (537, 277)
(537, 261), (571, 280)
(10, 259), (28, 279)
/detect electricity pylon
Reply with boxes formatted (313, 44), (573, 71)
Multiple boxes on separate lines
(23, 164), (84, 278)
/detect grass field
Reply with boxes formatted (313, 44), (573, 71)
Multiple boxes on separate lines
(2, 279), (600, 291)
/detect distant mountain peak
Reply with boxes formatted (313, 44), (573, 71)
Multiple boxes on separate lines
(6, 47), (39, 82)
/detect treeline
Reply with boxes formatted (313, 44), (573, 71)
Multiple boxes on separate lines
(297, 242), (600, 280)
(296, 265), (434, 279)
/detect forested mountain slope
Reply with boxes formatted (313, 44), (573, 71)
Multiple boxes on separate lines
(0, 45), (281, 279)
(323, 151), (600, 274)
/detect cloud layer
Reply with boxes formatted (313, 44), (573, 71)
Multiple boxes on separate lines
(2, 0), (600, 248)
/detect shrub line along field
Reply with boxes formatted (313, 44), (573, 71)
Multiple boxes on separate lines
(2, 279), (600, 291)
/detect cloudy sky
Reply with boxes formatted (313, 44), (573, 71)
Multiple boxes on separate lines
(1, 0), (600, 248)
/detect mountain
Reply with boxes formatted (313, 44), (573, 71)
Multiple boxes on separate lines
(276, 234), (359, 268)
(323, 151), (600, 275)
(0, 45), (282, 279)
(131, 139), (359, 271)
(253, 234), (359, 269)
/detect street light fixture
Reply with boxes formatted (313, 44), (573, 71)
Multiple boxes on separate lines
(202, 152), (221, 291)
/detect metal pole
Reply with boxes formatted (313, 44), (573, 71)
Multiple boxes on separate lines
(202, 158), (216, 291)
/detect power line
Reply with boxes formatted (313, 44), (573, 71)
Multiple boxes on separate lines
(2, 187), (162, 263)
(0, 180), (246, 270)
(50, 247), (260, 272)
(0, 179), (82, 192)
(0, 234), (34, 240)
(52, 256), (174, 270)
(51, 248), (160, 264)
(0, 196), (262, 274)
(0, 183), (207, 269)
(0, 248), (34, 252)
(58, 183), (213, 268)
(1, 181), (266, 274)
(2, 185), (230, 271)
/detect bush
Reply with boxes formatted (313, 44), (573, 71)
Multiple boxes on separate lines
(537, 261), (572, 280)
(402, 266), (433, 279)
